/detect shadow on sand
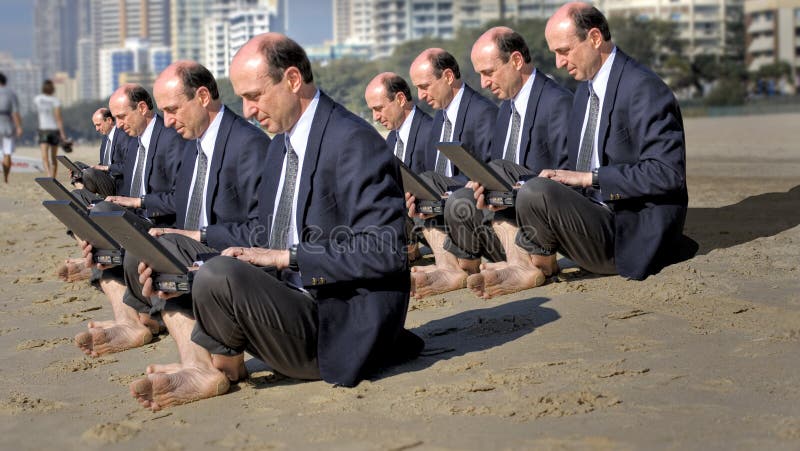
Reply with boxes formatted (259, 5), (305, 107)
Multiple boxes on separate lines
(381, 297), (559, 378)
(684, 184), (800, 255)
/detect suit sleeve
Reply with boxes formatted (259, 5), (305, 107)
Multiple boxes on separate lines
(107, 136), (129, 177)
(142, 134), (185, 217)
(546, 89), (573, 171)
(471, 101), (498, 162)
(598, 76), (686, 201)
(296, 127), (407, 284)
(205, 132), (269, 249)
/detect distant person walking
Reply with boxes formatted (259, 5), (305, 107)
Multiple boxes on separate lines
(0, 72), (23, 183)
(34, 79), (66, 178)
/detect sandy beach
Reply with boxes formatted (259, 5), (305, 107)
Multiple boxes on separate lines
(0, 112), (798, 450)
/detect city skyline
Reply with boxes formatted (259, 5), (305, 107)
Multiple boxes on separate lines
(0, 0), (333, 60)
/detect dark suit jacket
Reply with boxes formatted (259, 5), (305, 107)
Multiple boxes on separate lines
(567, 49), (687, 280)
(120, 114), (185, 224)
(425, 84), (498, 182)
(169, 108), (269, 250)
(386, 106), (433, 173)
(103, 126), (133, 194)
(256, 92), (416, 387)
(491, 73), (572, 174)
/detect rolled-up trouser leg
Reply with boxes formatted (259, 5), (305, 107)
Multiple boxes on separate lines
(514, 177), (616, 274)
(191, 257), (321, 380)
(122, 233), (215, 316)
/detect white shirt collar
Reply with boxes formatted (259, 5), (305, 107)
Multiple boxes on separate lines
(511, 68), (536, 119)
(140, 115), (157, 150)
(396, 106), (416, 148)
(443, 84), (464, 132)
(285, 89), (320, 159)
(589, 46), (617, 102)
(198, 105), (225, 160)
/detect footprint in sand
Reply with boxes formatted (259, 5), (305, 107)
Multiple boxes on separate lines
(46, 356), (118, 373)
(81, 422), (140, 444)
(16, 337), (71, 351)
(1, 392), (63, 414)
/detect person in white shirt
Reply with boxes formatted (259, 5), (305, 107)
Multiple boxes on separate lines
(33, 79), (67, 177)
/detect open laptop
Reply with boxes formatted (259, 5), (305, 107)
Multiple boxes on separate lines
(42, 200), (123, 265)
(399, 162), (445, 215)
(56, 155), (86, 175)
(89, 209), (193, 293)
(436, 141), (516, 207)
(35, 177), (89, 211)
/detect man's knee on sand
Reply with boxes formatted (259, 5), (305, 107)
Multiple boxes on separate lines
(444, 186), (478, 223)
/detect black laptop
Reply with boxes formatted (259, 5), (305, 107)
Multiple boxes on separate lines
(436, 141), (516, 207)
(89, 209), (192, 293)
(399, 163), (445, 215)
(35, 177), (88, 211)
(56, 155), (86, 175)
(43, 200), (124, 265)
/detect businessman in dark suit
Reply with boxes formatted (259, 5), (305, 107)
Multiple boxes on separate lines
(438, 27), (573, 299)
(406, 48), (499, 298)
(129, 34), (420, 411)
(74, 83), (185, 356)
(103, 83), (184, 227)
(365, 72), (433, 261)
(365, 72), (432, 173)
(77, 62), (269, 360)
(71, 108), (132, 198)
(510, 3), (687, 289)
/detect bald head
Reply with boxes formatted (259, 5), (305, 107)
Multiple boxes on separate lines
(230, 33), (316, 134)
(471, 26), (534, 100)
(109, 83), (154, 137)
(409, 48), (462, 110)
(546, 2), (613, 81)
(91, 107), (115, 135)
(365, 72), (413, 130)
(153, 60), (221, 140)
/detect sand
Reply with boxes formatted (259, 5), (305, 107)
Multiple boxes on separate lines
(0, 113), (798, 450)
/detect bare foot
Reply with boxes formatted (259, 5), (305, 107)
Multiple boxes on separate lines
(87, 319), (115, 329)
(56, 258), (92, 282)
(74, 322), (153, 357)
(411, 268), (467, 299)
(130, 366), (230, 411)
(471, 265), (546, 299)
(146, 363), (183, 374)
(211, 354), (247, 382)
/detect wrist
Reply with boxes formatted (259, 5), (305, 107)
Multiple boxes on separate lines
(287, 245), (299, 271)
(591, 168), (599, 189)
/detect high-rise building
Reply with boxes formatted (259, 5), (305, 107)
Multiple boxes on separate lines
(339, 0), (579, 59)
(597, 0), (745, 60)
(33, 0), (87, 78)
(744, 0), (800, 77)
(172, 0), (280, 66)
(98, 39), (172, 97)
(204, 3), (276, 78)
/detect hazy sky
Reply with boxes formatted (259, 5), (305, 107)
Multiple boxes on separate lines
(0, 0), (332, 60)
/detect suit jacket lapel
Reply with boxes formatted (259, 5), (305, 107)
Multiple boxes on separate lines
(99, 136), (108, 163)
(429, 110), (444, 169)
(260, 135), (285, 240)
(405, 113), (421, 166)
(205, 108), (234, 218)
(296, 92), (333, 236)
(145, 115), (164, 188)
(520, 74), (545, 163)
(453, 84), (473, 141)
(598, 51), (627, 164)
(569, 84), (588, 170)
(386, 129), (397, 159)
(492, 101), (511, 160)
